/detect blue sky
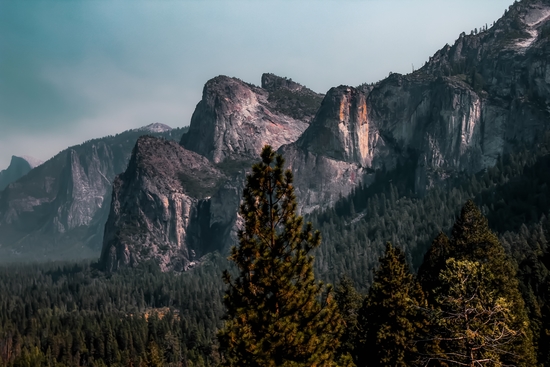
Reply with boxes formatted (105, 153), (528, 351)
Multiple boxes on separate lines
(0, 0), (512, 169)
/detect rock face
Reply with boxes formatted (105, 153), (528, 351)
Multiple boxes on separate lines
(364, 0), (550, 191)
(180, 75), (314, 163)
(100, 136), (226, 272)
(0, 156), (42, 191)
(0, 126), (186, 262)
(102, 74), (320, 270)
(280, 86), (386, 212)
(101, 0), (550, 270)
(8, 0), (550, 269)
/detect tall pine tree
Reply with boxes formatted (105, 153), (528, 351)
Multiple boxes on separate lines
(218, 145), (346, 367)
(420, 200), (536, 367)
(356, 243), (426, 367)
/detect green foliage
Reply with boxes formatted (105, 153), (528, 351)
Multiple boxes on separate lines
(218, 145), (346, 367)
(267, 89), (323, 121)
(0, 258), (226, 367)
(356, 243), (426, 367)
(427, 259), (524, 367)
(421, 201), (536, 367)
(334, 277), (362, 362)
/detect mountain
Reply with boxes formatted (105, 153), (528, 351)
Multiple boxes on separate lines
(280, 85), (382, 213)
(136, 122), (173, 133)
(180, 75), (319, 164)
(0, 155), (43, 191)
(99, 0), (550, 272)
(367, 0), (550, 192)
(0, 125), (187, 263)
(101, 74), (322, 270)
(100, 136), (226, 272)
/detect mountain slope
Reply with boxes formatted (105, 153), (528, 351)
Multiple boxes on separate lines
(0, 156), (42, 191)
(100, 136), (225, 272)
(180, 74), (317, 163)
(101, 74), (320, 270)
(0, 126), (187, 262)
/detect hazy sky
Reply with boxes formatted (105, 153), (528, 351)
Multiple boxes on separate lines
(0, 0), (512, 169)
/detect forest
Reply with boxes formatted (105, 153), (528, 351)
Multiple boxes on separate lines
(2, 133), (550, 366)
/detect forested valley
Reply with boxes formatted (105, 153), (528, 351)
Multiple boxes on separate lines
(2, 133), (550, 366)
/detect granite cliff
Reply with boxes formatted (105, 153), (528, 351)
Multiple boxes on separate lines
(280, 86), (385, 212)
(0, 126), (186, 262)
(180, 75), (320, 163)
(4, 0), (550, 269)
(100, 136), (226, 272)
(101, 74), (321, 270)
(367, 0), (550, 191)
(100, 0), (550, 271)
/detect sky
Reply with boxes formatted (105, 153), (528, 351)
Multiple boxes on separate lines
(0, 0), (513, 169)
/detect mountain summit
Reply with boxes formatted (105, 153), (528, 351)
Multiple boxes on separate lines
(0, 155), (43, 191)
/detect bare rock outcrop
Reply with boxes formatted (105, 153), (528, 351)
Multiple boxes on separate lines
(100, 136), (227, 272)
(281, 86), (386, 212)
(0, 126), (185, 262)
(180, 75), (311, 163)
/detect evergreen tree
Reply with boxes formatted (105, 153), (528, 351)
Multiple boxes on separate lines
(334, 276), (362, 362)
(425, 258), (526, 367)
(356, 243), (425, 367)
(218, 145), (346, 367)
(418, 232), (451, 304)
(421, 201), (537, 367)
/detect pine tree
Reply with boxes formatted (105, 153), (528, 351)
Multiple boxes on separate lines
(218, 145), (346, 367)
(421, 200), (537, 366)
(425, 258), (527, 367)
(356, 243), (426, 367)
(418, 232), (451, 304)
(334, 276), (362, 362)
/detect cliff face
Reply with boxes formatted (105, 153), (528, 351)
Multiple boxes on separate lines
(102, 0), (550, 269)
(280, 86), (384, 212)
(0, 127), (186, 262)
(7, 1), (550, 269)
(102, 74), (320, 270)
(100, 136), (226, 272)
(180, 75), (313, 163)
(363, 0), (550, 191)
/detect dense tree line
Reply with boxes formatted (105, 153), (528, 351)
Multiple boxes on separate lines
(3, 133), (550, 365)
(0, 257), (225, 367)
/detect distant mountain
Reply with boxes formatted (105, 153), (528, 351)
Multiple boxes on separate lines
(136, 122), (173, 133)
(0, 125), (187, 263)
(100, 0), (550, 272)
(0, 156), (43, 191)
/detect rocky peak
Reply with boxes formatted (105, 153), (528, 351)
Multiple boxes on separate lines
(297, 86), (372, 167)
(0, 155), (41, 191)
(100, 136), (226, 272)
(422, 0), (550, 80)
(137, 123), (173, 133)
(180, 75), (309, 164)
